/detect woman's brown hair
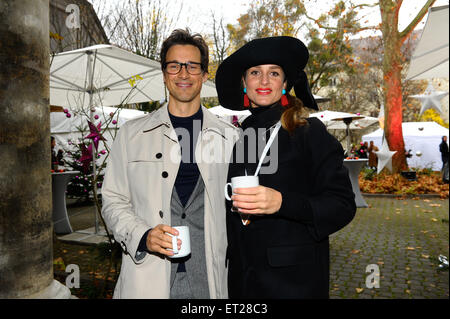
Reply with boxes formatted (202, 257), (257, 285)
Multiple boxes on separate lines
(280, 93), (310, 134)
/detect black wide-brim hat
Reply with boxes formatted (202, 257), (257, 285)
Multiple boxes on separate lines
(215, 36), (318, 111)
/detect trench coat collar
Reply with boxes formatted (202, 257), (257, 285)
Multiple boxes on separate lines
(142, 103), (228, 140)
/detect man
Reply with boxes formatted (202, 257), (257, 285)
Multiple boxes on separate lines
(101, 29), (237, 298)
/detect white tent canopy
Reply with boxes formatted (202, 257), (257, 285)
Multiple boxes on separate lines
(406, 5), (449, 80)
(51, 106), (147, 154)
(362, 122), (449, 171)
(50, 44), (217, 109)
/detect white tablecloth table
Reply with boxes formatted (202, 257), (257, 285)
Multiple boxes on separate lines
(343, 159), (369, 208)
(51, 171), (79, 234)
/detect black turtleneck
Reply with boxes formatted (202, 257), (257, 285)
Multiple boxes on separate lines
(242, 103), (284, 130)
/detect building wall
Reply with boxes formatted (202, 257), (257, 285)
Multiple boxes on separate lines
(50, 0), (108, 53)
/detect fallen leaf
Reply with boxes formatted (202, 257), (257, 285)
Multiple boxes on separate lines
(431, 218), (438, 222)
(414, 205), (420, 208)
(406, 247), (415, 250)
(351, 249), (361, 254)
(421, 254), (429, 259)
(385, 217), (390, 220)
(405, 289), (411, 294)
(405, 267), (411, 271)
(355, 288), (364, 293)
(423, 199), (431, 202)
(377, 261), (384, 265)
(429, 204), (441, 207)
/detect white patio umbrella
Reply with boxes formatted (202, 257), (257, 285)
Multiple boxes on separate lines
(50, 44), (217, 109)
(406, 5), (449, 80)
(50, 44), (218, 234)
(309, 111), (378, 130)
(312, 94), (331, 103)
(309, 111), (378, 155)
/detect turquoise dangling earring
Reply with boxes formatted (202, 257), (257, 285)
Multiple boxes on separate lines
(281, 89), (289, 107)
(243, 88), (250, 107)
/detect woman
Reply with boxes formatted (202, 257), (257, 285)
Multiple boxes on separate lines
(215, 36), (356, 299)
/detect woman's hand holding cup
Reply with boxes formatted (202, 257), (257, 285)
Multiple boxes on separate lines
(232, 185), (282, 215)
(224, 175), (282, 216)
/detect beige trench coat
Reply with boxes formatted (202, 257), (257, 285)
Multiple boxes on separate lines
(101, 105), (238, 299)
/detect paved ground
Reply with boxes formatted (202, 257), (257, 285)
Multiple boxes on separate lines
(58, 196), (449, 299)
(329, 196), (449, 299)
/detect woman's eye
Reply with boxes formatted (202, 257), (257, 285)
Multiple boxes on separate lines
(249, 70), (260, 76)
(270, 72), (280, 76)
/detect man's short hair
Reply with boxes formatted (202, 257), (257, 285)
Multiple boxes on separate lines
(160, 29), (209, 73)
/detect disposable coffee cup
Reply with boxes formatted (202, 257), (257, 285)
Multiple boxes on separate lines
(224, 175), (259, 201)
(167, 226), (191, 258)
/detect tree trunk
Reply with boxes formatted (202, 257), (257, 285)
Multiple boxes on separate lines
(0, 0), (69, 298)
(379, 0), (407, 172)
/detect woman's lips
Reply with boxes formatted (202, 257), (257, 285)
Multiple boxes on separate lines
(255, 88), (272, 95)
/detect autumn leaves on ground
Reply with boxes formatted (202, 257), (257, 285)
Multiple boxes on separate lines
(359, 170), (449, 198)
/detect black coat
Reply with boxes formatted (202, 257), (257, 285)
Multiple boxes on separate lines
(440, 141), (449, 163)
(225, 105), (356, 299)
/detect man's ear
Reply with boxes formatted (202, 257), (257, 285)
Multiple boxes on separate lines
(202, 72), (209, 83)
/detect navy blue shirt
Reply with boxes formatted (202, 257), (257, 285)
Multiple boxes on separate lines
(169, 107), (203, 207)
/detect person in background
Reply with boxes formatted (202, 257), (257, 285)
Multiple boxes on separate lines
(439, 136), (449, 170)
(51, 136), (64, 170)
(405, 149), (413, 168)
(215, 36), (356, 299)
(368, 140), (379, 170)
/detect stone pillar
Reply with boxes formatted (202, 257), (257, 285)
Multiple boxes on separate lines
(0, 0), (70, 298)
